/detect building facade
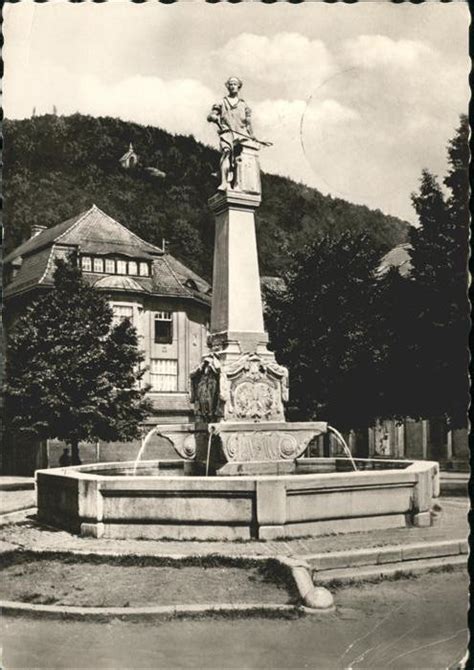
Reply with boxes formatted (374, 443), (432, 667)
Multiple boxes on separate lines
(306, 418), (468, 472)
(3, 205), (211, 473)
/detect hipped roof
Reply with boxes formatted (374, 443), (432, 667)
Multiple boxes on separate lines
(4, 205), (211, 305)
(4, 205), (163, 263)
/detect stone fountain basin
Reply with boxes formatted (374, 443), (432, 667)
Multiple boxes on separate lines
(36, 457), (440, 541)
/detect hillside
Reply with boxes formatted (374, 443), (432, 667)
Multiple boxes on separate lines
(3, 114), (409, 279)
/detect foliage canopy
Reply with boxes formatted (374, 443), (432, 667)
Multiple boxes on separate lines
(5, 257), (152, 463)
(265, 115), (469, 430)
(3, 113), (409, 279)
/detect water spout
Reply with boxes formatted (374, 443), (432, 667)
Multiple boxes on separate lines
(327, 425), (358, 471)
(133, 427), (157, 476)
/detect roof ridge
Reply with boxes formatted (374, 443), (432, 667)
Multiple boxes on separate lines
(93, 205), (164, 255)
(54, 205), (97, 245)
(38, 245), (57, 285)
(3, 208), (91, 263)
(161, 253), (194, 297)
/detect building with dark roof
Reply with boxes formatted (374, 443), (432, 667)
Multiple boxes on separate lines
(3, 206), (211, 472)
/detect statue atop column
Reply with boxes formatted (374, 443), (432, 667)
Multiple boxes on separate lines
(207, 77), (270, 195)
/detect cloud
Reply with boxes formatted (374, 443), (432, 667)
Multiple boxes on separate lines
(249, 97), (360, 193)
(89, 76), (215, 137)
(3, 9), (469, 224)
(343, 35), (434, 69)
(4, 63), (218, 143)
(293, 34), (469, 220)
(253, 97), (359, 157)
(209, 32), (335, 99)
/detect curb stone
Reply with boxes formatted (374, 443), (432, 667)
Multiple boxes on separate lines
(0, 600), (299, 621)
(0, 524), (467, 616)
(0, 549), (331, 616)
(300, 538), (467, 572)
(313, 554), (467, 585)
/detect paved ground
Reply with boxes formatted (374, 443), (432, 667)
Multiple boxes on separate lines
(0, 496), (468, 558)
(1, 570), (468, 669)
(440, 472), (469, 496)
(0, 490), (36, 514)
(0, 477), (35, 491)
(0, 480), (468, 668)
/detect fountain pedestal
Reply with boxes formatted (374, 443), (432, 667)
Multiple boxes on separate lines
(34, 80), (441, 541)
(186, 180), (327, 475)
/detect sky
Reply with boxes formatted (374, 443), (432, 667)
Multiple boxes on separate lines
(4, 0), (470, 223)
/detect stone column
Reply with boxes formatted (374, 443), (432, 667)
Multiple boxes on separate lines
(208, 189), (269, 359)
(181, 140), (326, 474)
(190, 181), (289, 430)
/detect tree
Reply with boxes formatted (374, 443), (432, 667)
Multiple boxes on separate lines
(5, 257), (152, 464)
(3, 113), (409, 270)
(265, 116), (470, 433)
(265, 233), (383, 430)
(370, 266), (414, 422)
(407, 115), (470, 428)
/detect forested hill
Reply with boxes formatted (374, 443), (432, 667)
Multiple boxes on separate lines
(4, 114), (409, 279)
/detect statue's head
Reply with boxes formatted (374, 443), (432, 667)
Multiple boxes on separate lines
(225, 77), (243, 93)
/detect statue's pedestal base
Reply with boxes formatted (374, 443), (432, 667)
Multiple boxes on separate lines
(190, 348), (289, 424)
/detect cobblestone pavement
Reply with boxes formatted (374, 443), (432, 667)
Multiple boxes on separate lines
(0, 497), (467, 558)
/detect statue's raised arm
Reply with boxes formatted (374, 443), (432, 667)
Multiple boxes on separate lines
(207, 77), (270, 194)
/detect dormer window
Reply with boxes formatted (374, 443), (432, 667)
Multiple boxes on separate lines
(93, 258), (104, 273)
(117, 260), (127, 275)
(105, 259), (115, 274)
(185, 278), (198, 291)
(81, 255), (149, 277)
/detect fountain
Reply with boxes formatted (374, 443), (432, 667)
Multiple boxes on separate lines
(36, 77), (440, 541)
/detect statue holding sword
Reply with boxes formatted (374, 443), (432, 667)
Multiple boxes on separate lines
(207, 77), (271, 193)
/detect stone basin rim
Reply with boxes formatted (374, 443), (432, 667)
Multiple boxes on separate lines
(35, 458), (440, 540)
(37, 458), (438, 482)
